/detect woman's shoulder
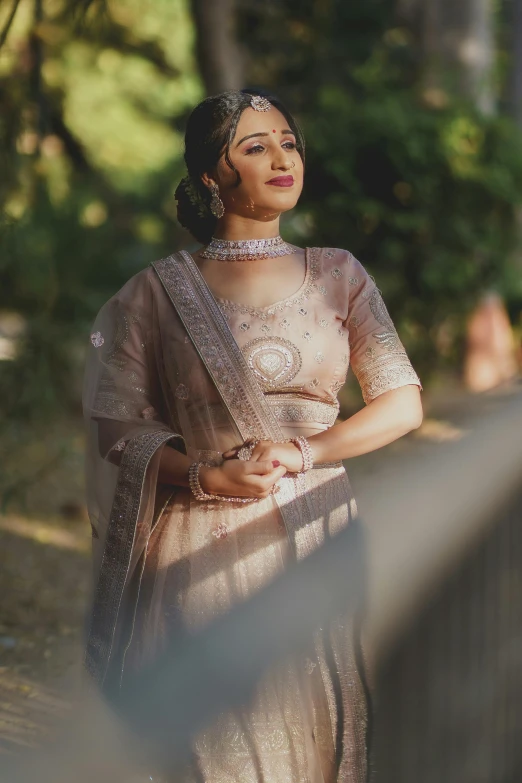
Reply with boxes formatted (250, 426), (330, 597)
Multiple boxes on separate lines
(311, 246), (366, 278)
(96, 266), (157, 319)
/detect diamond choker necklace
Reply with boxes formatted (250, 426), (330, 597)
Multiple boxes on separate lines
(200, 235), (294, 261)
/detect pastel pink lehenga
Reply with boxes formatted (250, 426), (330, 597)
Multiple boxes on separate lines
(83, 247), (421, 783)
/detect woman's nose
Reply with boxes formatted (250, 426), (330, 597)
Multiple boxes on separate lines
(271, 150), (293, 170)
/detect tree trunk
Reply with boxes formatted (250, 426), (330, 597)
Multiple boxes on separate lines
(510, 0), (522, 126)
(190, 0), (244, 95)
(409, 0), (495, 113)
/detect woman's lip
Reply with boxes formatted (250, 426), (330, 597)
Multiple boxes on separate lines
(265, 176), (294, 187)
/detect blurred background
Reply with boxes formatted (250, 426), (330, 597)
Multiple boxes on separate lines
(1, 0), (522, 768)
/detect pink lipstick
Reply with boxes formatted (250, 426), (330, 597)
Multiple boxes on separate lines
(266, 175), (294, 187)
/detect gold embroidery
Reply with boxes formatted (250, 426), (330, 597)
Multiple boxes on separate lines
(242, 336), (302, 391)
(187, 397), (339, 430)
(267, 396), (339, 426)
(175, 383), (189, 400)
(329, 377), (346, 396)
(355, 352), (421, 404)
(85, 429), (180, 684)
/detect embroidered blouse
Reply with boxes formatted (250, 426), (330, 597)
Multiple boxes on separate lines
(216, 247), (421, 421)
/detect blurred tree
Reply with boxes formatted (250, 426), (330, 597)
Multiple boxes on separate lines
(0, 0), (202, 508)
(235, 0), (522, 380)
(398, 0), (495, 114)
(191, 0), (244, 93)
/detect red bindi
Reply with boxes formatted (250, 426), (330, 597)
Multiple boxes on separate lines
(272, 129), (277, 133)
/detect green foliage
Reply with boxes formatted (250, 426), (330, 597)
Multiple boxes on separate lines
(242, 0), (522, 376)
(1, 0), (522, 451)
(0, 0), (202, 430)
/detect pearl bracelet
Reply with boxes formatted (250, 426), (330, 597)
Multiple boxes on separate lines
(288, 436), (314, 474)
(188, 461), (260, 503)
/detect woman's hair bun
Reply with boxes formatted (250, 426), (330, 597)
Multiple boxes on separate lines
(174, 176), (216, 245)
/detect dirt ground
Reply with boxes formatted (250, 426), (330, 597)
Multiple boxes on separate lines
(0, 383), (519, 758)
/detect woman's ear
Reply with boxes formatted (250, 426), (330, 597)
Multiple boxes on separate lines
(200, 172), (214, 190)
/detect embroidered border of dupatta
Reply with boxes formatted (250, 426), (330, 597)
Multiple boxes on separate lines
(152, 250), (326, 561)
(85, 429), (176, 684)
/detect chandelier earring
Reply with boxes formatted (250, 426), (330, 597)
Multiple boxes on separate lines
(209, 183), (225, 219)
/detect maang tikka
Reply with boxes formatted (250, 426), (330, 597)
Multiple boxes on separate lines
(209, 182), (225, 219)
(250, 94), (272, 112)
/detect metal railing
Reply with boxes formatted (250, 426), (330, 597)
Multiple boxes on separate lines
(3, 390), (522, 783)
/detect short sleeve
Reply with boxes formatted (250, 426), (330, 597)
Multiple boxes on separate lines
(343, 253), (422, 404)
(83, 270), (184, 460)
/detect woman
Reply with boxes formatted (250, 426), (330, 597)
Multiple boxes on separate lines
(83, 89), (422, 783)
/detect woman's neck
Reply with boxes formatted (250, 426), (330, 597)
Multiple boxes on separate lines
(212, 213), (282, 241)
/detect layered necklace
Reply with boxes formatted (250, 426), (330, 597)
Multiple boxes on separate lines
(200, 235), (294, 262)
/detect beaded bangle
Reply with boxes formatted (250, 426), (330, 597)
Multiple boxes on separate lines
(288, 436), (314, 474)
(188, 461), (260, 504)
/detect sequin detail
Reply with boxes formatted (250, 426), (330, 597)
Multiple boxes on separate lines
(330, 377), (346, 396)
(242, 336), (302, 391)
(319, 319), (329, 328)
(91, 331), (104, 348)
(113, 440), (126, 452)
(349, 277), (359, 286)
(175, 383), (189, 400)
(355, 354), (421, 404)
(267, 395), (339, 426)
(141, 406), (157, 419)
(331, 267), (343, 279)
(303, 331), (312, 341)
(212, 522), (229, 540)
(240, 322), (250, 331)
(314, 352), (325, 363)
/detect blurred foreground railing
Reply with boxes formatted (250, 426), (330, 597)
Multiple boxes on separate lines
(3, 390), (522, 783)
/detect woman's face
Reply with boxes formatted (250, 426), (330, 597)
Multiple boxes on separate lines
(210, 106), (304, 221)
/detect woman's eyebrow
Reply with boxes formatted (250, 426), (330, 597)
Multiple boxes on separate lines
(235, 129), (296, 147)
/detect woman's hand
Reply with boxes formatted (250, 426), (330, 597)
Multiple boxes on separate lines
(223, 440), (305, 474)
(199, 458), (287, 500)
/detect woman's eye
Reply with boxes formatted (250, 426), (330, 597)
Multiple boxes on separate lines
(245, 144), (264, 155)
(282, 141), (296, 149)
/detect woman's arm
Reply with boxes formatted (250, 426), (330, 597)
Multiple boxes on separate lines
(307, 384), (422, 464)
(223, 384), (423, 471)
